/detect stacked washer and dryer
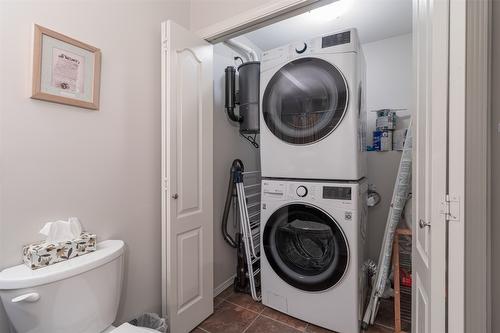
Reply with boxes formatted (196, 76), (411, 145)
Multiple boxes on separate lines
(259, 29), (368, 333)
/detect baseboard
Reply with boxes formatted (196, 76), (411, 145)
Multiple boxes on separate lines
(214, 274), (235, 297)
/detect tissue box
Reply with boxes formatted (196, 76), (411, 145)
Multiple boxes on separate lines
(23, 232), (97, 270)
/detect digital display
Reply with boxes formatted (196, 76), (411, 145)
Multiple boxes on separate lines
(322, 31), (351, 48)
(323, 186), (352, 200)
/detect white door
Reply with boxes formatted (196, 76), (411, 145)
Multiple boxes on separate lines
(161, 20), (214, 333)
(412, 0), (448, 332)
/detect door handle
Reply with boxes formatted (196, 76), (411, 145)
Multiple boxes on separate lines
(12, 292), (40, 303)
(419, 219), (430, 229)
(172, 193), (179, 199)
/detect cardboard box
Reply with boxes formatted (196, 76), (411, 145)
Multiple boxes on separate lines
(23, 232), (97, 270)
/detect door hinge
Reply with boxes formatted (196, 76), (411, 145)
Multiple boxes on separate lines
(440, 194), (460, 221)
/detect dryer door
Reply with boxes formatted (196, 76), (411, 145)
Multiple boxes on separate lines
(262, 57), (348, 145)
(263, 203), (349, 292)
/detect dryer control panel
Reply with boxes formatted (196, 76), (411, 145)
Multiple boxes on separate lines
(260, 28), (361, 72)
(321, 31), (351, 48)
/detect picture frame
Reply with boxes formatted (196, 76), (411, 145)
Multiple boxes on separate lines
(31, 24), (101, 110)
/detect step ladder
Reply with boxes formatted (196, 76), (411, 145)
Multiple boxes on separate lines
(234, 169), (261, 301)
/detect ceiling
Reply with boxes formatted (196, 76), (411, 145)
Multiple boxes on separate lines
(243, 0), (412, 51)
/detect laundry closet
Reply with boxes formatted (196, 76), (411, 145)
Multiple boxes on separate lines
(211, 1), (413, 332)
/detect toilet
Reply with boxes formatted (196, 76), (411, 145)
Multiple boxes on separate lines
(0, 240), (154, 333)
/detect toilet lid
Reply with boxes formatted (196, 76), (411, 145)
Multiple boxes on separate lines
(112, 323), (159, 333)
(0, 240), (125, 290)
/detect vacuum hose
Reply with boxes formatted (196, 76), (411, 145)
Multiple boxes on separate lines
(222, 159), (244, 248)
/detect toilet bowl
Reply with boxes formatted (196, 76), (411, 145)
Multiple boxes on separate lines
(0, 240), (150, 333)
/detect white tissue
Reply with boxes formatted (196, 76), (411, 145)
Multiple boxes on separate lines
(40, 217), (83, 243)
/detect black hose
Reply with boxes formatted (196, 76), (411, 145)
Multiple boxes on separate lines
(225, 66), (242, 123)
(222, 159), (244, 248)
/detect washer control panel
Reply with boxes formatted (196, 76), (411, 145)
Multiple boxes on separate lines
(322, 186), (352, 200)
(262, 181), (286, 200)
(262, 180), (356, 205)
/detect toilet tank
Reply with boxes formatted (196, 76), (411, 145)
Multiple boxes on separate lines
(0, 240), (125, 333)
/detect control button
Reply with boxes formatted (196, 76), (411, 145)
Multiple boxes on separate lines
(296, 185), (308, 197)
(295, 42), (307, 54)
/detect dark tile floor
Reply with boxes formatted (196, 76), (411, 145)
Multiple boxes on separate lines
(192, 287), (396, 333)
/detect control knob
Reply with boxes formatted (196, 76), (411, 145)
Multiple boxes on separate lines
(295, 42), (307, 54)
(296, 185), (308, 197)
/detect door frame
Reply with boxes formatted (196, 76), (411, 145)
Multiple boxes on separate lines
(197, 0), (334, 43)
(448, 0), (491, 332)
(191, 0), (491, 331)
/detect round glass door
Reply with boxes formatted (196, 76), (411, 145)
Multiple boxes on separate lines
(262, 57), (349, 145)
(263, 203), (349, 292)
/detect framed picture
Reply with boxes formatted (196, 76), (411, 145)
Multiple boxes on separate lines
(31, 24), (101, 110)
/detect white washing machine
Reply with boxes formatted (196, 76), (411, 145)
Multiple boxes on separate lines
(260, 29), (367, 180)
(260, 178), (367, 333)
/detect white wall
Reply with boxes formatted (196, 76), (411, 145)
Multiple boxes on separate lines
(363, 33), (412, 260)
(0, 1), (190, 331)
(212, 38), (261, 291)
(363, 33), (412, 146)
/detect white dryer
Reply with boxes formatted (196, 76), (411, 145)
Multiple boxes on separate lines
(260, 178), (367, 333)
(260, 29), (367, 180)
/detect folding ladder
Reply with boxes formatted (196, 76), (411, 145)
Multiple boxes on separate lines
(362, 122), (412, 328)
(234, 169), (261, 301)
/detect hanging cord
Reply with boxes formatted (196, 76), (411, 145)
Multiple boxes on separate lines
(240, 133), (259, 148)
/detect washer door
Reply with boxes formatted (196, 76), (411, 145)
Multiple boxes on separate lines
(263, 203), (349, 292)
(262, 57), (348, 145)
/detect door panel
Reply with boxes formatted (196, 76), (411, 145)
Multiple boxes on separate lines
(162, 20), (214, 333)
(177, 228), (202, 311)
(412, 0), (448, 332)
(178, 49), (202, 216)
(415, 275), (429, 333)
